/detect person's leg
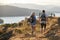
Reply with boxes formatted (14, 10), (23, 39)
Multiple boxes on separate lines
(44, 24), (46, 32)
(32, 25), (36, 35)
(41, 23), (44, 33)
(32, 25), (33, 35)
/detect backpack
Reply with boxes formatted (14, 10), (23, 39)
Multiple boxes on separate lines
(41, 14), (46, 21)
(29, 16), (35, 23)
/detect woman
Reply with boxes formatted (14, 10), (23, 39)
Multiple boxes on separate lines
(30, 12), (36, 35)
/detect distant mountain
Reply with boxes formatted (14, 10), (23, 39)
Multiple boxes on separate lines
(0, 5), (40, 17)
(49, 7), (60, 13)
(9, 4), (60, 13)
(0, 4), (60, 17)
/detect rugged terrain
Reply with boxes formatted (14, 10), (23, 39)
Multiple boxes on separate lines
(0, 17), (60, 40)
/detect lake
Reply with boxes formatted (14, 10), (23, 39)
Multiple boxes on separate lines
(0, 16), (26, 24)
(0, 13), (60, 24)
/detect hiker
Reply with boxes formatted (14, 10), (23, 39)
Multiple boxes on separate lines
(39, 10), (48, 33)
(51, 13), (53, 17)
(30, 12), (36, 35)
(54, 14), (55, 17)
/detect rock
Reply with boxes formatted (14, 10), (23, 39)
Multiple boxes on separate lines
(0, 19), (4, 24)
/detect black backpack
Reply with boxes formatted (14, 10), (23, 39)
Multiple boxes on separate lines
(28, 16), (35, 23)
(41, 14), (46, 21)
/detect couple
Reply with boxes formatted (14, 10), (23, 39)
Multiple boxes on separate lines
(29, 10), (48, 35)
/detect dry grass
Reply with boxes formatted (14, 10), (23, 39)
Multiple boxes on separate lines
(0, 17), (60, 40)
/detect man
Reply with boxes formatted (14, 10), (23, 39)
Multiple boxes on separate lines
(39, 10), (48, 33)
(30, 12), (36, 35)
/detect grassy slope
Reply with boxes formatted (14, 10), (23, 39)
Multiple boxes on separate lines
(0, 17), (60, 40)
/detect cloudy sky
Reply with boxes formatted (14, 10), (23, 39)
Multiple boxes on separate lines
(0, 0), (60, 5)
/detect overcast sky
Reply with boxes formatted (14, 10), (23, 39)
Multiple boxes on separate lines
(0, 0), (60, 5)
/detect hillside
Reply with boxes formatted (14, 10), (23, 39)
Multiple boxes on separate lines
(0, 5), (40, 17)
(0, 5), (58, 17)
(0, 17), (60, 40)
(10, 4), (60, 13)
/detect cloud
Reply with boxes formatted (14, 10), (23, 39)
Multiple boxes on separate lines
(0, 0), (60, 5)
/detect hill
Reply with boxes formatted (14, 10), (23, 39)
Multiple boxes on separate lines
(10, 4), (60, 13)
(0, 17), (60, 40)
(0, 5), (40, 17)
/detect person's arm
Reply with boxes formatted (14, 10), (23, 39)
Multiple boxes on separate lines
(46, 17), (48, 21)
(39, 15), (41, 24)
(46, 14), (48, 23)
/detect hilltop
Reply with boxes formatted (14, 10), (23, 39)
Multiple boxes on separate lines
(0, 17), (60, 40)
